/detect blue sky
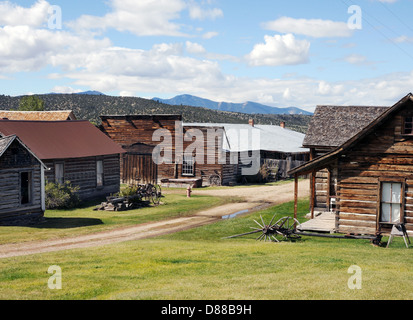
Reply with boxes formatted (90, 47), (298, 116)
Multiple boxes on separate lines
(1, 0), (413, 112)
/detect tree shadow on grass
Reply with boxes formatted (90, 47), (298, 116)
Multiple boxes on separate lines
(33, 217), (104, 229)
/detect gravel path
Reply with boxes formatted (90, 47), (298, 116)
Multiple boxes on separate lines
(0, 180), (309, 259)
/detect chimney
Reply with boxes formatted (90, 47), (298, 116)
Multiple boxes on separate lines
(280, 121), (285, 129)
(249, 119), (255, 127)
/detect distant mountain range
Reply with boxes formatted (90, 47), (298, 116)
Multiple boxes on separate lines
(153, 94), (312, 115)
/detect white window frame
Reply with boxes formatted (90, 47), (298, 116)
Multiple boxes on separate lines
(379, 179), (405, 225)
(182, 155), (195, 177)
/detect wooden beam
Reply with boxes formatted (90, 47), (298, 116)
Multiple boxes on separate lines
(294, 174), (298, 220)
(311, 172), (316, 219)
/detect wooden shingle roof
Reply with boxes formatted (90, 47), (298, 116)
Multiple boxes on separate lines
(0, 110), (76, 121)
(303, 105), (389, 148)
(290, 93), (413, 176)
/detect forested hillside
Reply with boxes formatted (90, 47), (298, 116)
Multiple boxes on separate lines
(0, 94), (311, 133)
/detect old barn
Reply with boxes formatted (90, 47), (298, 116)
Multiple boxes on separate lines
(0, 120), (125, 200)
(0, 135), (46, 225)
(290, 93), (413, 236)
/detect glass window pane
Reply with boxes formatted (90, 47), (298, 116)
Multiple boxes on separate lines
(97, 160), (103, 186)
(381, 203), (391, 222)
(55, 163), (64, 184)
(382, 183), (391, 203)
(392, 204), (401, 223)
(391, 183), (401, 203)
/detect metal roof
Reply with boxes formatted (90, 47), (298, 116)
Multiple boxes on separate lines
(184, 123), (309, 153)
(0, 110), (77, 121)
(0, 120), (125, 160)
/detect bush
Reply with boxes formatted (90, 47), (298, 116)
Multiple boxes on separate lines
(45, 181), (81, 209)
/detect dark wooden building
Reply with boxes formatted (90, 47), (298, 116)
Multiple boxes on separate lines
(0, 120), (125, 200)
(290, 93), (413, 236)
(0, 135), (46, 225)
(100, 115), (182, 186)
(100, 115), (308, 187)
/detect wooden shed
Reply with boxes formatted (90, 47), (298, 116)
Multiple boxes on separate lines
(0, 135), (46, 225)
(0, 120), (125, 200)
(289, 93), (413, 236)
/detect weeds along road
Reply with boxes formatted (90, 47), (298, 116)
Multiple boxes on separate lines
(0, 180), (309, 259)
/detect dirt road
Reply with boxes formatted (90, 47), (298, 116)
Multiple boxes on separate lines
(0, 180), (309, 259)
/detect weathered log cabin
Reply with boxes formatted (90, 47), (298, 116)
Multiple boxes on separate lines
(0, 120), (125, 200)
(302, 105), (389, 212)
(289, 93), (413, 236)
(100, 114), (308, 187)
(0, 135), (46, 225)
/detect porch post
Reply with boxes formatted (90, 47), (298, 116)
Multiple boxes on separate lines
(294, 174), (298, 220)
(310, 171), (316, 219)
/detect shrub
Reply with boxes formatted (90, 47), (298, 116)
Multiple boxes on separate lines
(45, 181), (81, 209)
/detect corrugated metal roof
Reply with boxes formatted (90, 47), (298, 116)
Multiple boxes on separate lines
(0, 120), (125, 160)
(0, 110), (77, 121)
(184, 123), (308, 153)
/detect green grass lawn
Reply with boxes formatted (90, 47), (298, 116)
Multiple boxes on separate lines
(0, 197), (412, 300)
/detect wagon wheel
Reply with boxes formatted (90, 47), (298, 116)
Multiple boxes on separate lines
(249, 215), (302, 242)
(150, 185), (161, 205)
(209, 174), (221, 186)
(273, 216), (302, 241)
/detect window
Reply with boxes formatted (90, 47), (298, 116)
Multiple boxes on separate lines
(182, 155), (195, 176)
(20, 172), (32, 205)
(96, 160), (103, 187)
(55, 163), (64, 184)
(403, 116), (413, 135)
(380, 182), (402, 224)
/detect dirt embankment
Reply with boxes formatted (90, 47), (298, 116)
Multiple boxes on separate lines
(0, 180), (309, 259)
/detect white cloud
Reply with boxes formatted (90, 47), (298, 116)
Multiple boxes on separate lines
(70, 0), (188, 36)
(202, 31), (219, 39)
(246, 34), (310, 66)
(51, 86), (82, 94)
(0, 0), (51, 27)
(263, 16), (353, 38)
(185, 41), (207, 54)
(394, 35), (413, 43)
(188, 2), (223, 20)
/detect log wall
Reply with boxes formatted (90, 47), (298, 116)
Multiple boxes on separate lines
(43, 154), (121, 200)
(335, 107), (413, 235)
(0, 139), (43, 223)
